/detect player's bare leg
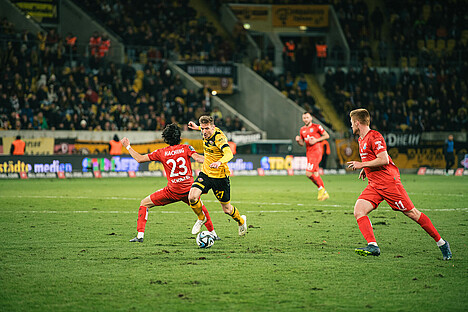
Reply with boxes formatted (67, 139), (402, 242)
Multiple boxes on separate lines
(223, 202), (247, 236)
(189, 187), (207, 234)
(404, 208), (452, 260)
(354, 199), (380, 256)
(130, 196), (154, 242)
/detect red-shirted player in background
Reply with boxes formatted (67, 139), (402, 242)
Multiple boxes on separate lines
(121, 123), (219, 243)
(295, 112), (330, 200)
(347, 109), (452, 260)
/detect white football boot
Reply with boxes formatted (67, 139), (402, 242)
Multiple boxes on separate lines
(238, 215), (247, 236)
(191, 216), (207, 235)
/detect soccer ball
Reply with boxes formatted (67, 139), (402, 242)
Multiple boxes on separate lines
(196, 231), (215, 248)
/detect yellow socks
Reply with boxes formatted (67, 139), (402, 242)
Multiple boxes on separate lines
(190, 199), (205, 220)
(229, 206), (244, 225)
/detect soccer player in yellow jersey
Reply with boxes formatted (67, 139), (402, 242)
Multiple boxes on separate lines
(188, 115), (247, 236)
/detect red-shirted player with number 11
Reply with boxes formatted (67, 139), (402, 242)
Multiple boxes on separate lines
(347, 109), (452, 260)
(121, 123), (219, 243)
(296, 112), (330, 200)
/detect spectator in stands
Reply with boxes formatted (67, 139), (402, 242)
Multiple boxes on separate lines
(444, 134), (455, 174)
(109, 134), (123, 155)
(99, 33), (111, 59)
(283, 39), (296, 77)
(297, 75), (308, 93)
(10, 135), (26, 155)
(315, 40), (327, 70)
(89, 31), (101, 60)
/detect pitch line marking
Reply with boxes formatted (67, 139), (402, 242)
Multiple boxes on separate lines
(0, 208), (467, 214)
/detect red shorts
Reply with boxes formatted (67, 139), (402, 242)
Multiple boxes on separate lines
(150, 186), (190, 206)
(358, 181), (415, 212)
(306, 153), (323, 172)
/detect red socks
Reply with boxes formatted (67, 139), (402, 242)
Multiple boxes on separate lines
(357, 216), (376, 244)
(309, 174), (324, 188)
(137, 206), (148, 233)
(416, 213), (442, 242)
(202, 205), (214, 232)
(137, 205), (215, 234)
(356, 213), (441, 245)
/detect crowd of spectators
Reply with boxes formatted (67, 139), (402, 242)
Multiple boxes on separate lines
(332, 0), (372, 63)
(75, 0), (244, 63)
(0, 19), (245, 134)
(323, 63), (468, 132)
(389, 0), (467, 66)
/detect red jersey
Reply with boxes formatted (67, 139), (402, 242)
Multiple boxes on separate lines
(148, 144), (196, 194)
(299, 123), (325, 155)
(359, 130), (400, 187)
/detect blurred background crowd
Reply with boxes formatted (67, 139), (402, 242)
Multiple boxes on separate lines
(1, 0), (467, 136)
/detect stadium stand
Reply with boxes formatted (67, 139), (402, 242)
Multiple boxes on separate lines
(73, 0), (240, 62)
(240, 0), (468, 134)
(2, 0), (467, 137)
(0, 18), (244, 133)
(323, 63), (468, 132)
(389, 0), (466, 67)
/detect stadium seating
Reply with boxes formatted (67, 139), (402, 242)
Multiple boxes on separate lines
(0, 18), (244, 133)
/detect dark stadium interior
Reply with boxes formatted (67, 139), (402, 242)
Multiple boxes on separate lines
(1, 0), (467, 140)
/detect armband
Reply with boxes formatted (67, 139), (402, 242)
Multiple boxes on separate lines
(126, 145), (131, 151)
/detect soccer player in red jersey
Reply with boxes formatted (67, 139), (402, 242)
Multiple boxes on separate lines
(121, 123), (219, 243)
(347, 109), (452, 259)
(295, 112), (330, 200)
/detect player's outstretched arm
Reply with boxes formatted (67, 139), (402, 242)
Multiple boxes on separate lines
(191, 153), (204, 163)
(188, 121), (200, 131)
(120, 137), (150, 163)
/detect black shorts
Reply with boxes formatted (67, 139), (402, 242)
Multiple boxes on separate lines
(192, 171), (231, 203)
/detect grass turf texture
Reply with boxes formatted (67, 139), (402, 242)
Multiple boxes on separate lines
(0, 175), (466, 311)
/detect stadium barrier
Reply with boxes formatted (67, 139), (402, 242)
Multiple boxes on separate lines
(1, 154), (466, 179)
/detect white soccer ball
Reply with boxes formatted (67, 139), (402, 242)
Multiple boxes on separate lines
(196, 231), (215, 248)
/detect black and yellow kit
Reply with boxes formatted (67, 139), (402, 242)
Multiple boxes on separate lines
(192, 127), (233, 203)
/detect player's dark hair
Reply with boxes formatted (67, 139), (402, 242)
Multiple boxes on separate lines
(199, 115), (213, 125)
(162, 123), (182, 146)
(350, 108), (370, 126)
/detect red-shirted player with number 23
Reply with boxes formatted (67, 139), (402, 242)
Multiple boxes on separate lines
(347, 108), (452, 260)
(121, 123), (219, 243)
(296, 112), (330, 200)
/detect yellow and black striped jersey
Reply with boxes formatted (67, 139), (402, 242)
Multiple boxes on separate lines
(202, 127), (232, 178)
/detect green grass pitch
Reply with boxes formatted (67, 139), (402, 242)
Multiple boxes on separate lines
(0, 175), (467, 311)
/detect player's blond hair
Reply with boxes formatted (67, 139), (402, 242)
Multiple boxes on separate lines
(350, 109), (370, 126)
(199, 115), (214, 125)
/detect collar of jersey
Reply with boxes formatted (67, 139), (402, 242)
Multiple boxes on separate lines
(206, 130), (219, 141)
